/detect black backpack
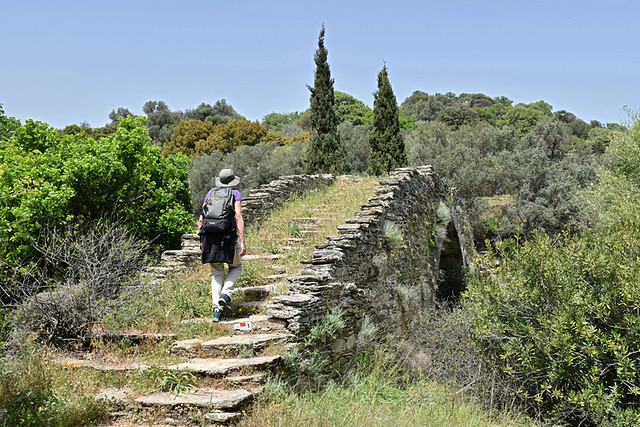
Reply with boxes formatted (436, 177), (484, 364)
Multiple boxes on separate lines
(202, 187), (235, 233)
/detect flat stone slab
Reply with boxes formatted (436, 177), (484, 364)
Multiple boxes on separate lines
(95, 387), (131, 407)
(221, 314), (287, 333)
(171, 338), (203, 353)
(236, 300), (267, 310)
(242, 254), (283, 261)
(135, 388), (253, 410)
(178, 314), (288, 333)
(236, 285), (276, 300)
(167, 355), (281, 376)
(224, 372), (267, 386)
(200, 333), (291, 353)
(162, 249), (200, 256)
(285, 238), (305, 243)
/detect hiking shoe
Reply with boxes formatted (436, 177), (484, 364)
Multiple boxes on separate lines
(212, 308), (223, 322)
(218, 293), (232, 313)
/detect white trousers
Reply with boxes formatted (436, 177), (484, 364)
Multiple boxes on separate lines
(210, 243), (242, 309)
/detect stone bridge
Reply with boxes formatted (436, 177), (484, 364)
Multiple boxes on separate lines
(168, 165), (474, 361)
(114, 165), (476, 422)
(265, 166), (474, 362)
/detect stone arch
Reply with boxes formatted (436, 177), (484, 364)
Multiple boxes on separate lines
(436, 220), (466, 303)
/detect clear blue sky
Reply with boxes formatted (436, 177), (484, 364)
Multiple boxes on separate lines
(2, 0), (638, 129)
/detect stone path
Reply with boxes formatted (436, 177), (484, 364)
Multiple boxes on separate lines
(81, 213), (328, 425)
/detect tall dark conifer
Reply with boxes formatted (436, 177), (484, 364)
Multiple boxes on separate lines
(305, 26), (349, 174)
(367, 65), (406, 175)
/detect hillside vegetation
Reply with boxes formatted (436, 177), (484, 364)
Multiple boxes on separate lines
(0, 176), (532, 426)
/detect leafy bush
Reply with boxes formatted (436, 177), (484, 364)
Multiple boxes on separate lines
(281, 307), (345, 391)
(196, 119), (268, 155)
(397, 307), (517, 414)
(225, 141), (304, 191)
(465, 229), (640, 424)
(338, 122), (370, 174)
(160, 119), (214, 158)
(405, 119), (599, 236)
(146, 366), (197, 395)
(464, 117), (640, 424)
(0, 116), (193, 266)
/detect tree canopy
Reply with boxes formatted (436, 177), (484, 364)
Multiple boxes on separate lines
(334, 91), (372, 126)
(161, 119), (215, 158)
(0, 116), (193, 264)
(196, 120), (268, 155)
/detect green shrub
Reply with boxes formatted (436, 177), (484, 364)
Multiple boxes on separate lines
(146, 366), (197, 395)
(224, 141), (305, 191)
(338, 122), (370, 174)
(281, 307), (346, 391)
(465, 228), (640, 424)
(0, 116), (193, 266)
(464, 115), (640, 424)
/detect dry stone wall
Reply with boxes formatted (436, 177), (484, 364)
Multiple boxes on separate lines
(267, 166), (474, 362)
(241, 174), (335, 229)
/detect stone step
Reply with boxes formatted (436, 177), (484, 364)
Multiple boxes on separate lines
(135, 387), (259, 411)
(161, 249), (200, 268)
(179, 314), (287, 333)
(201, 333), (291, 356)
(285, 237), (305, 243)
(269, 265), (286, 273)
(181, 233), (201, 251)
(166, 355), (282, 376)
(236, 300), (268, 310)
(95, 380), (257, 424)
(204, 411), (243, 424)
(235, 284), (276, 301)
(171, 333), (291, 356)
(242, 254), (283, 262)
(223, 372), (267, 386)
(221, 314), (288, 333)
(299, 230), (319, 235)
(293, 217), (319, 224)
(266, 274), (287, 282)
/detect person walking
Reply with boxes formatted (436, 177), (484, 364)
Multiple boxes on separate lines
(197, 169), (246, 322)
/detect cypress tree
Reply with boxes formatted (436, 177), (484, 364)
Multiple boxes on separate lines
(305, 25), (349, 174)
(367, 65), (407, 175)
